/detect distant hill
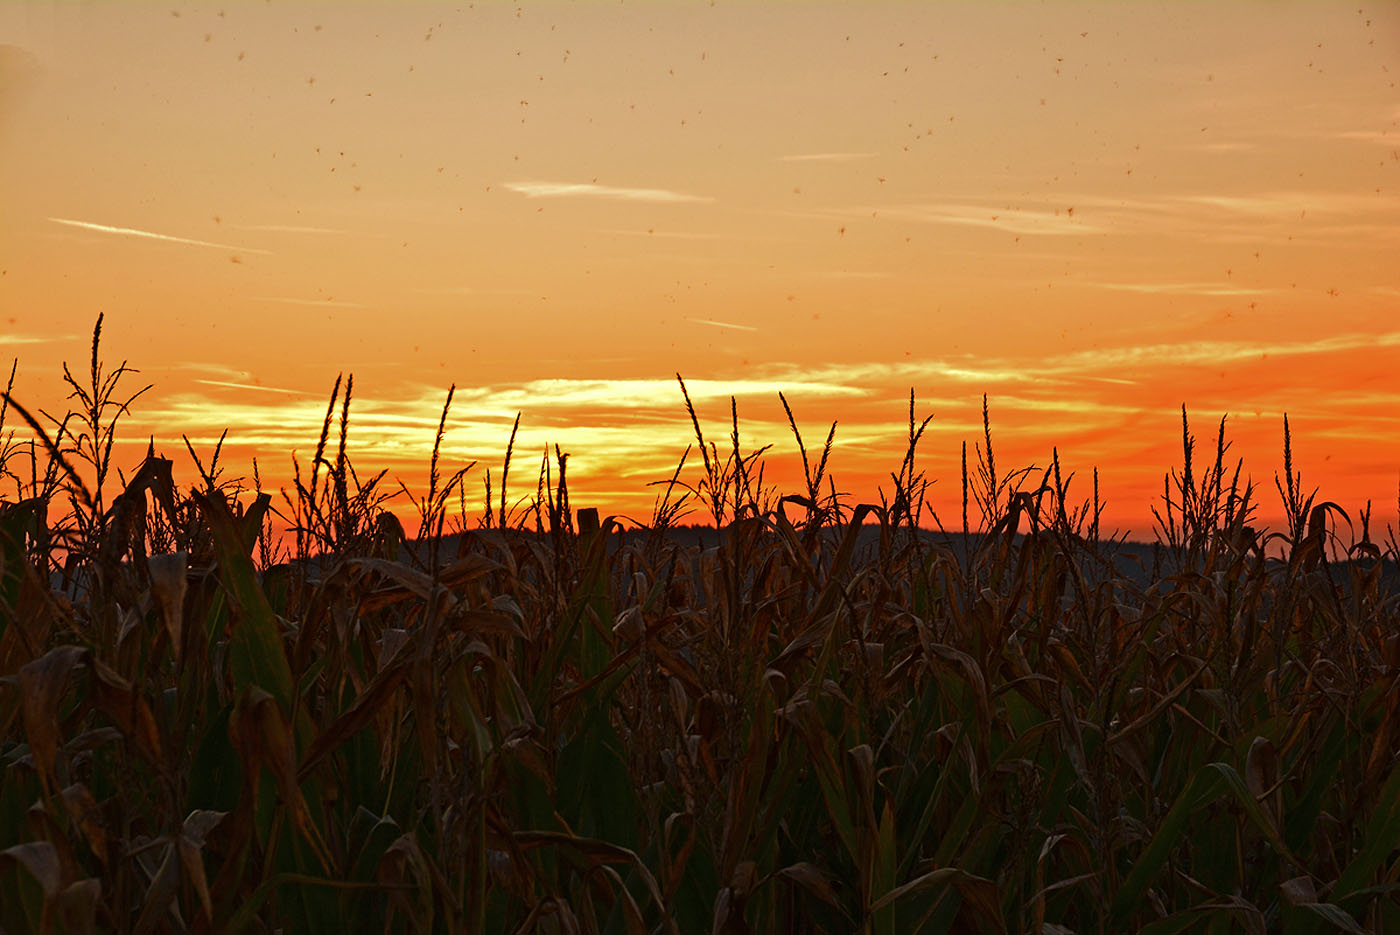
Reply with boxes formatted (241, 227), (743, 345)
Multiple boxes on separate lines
(393, 521), (1398, 594)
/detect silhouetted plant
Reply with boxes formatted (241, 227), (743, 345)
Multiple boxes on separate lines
(0, 336), (1397, 934)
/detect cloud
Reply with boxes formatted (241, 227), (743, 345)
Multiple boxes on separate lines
(1178, 194), (1307, 216)
(148, 341), (1394, 472)
(504, 181), (711, 203)
(195, 379), (306, 396)
(769, 359), (1055, 387)
(1318, 391), (1400, 411)
(849, 189), (1397, 245)
(877, 204), (1103, 236)
(778, 152), (879, 162)
(251, 296), (365, 308)
(1047, 331), (1400, 371)
(235, 224), (356, 235)
(1177, 192), (1394, 218)
(1329, 130), (1396, 146)
(685, 317), (758, 332)
(1179, 141), (1257, 153)
(991, 395), (1146, 416)
(168, 362), (254, 379)
(444, 375), (864, 414)
(115, 330), (1400, 538)
(0, 332), (78, 347)
(128, 373), (884, 505)
(1079, 281), (1277, 297)
(49, 218), (273, 254)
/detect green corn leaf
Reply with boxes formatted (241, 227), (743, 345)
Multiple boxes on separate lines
(1110, 763), (1231, 925)
(195, 490), (294, 715)
(1331, 761), (1400, 905)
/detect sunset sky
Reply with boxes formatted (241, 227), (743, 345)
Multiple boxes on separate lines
(2, 2), (1397, 538)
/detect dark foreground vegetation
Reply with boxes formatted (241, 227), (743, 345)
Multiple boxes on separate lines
(2, 318), (1398, 933)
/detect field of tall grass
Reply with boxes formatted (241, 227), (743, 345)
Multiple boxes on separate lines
(2, 317), (1398, 933)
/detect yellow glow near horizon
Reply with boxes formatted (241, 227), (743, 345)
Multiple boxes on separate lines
(1, 2), (1397, 538)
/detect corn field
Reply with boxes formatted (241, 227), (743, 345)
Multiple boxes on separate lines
(2, 319), (1398, 933)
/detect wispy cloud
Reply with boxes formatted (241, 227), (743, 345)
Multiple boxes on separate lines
(1079, 281), (1277, 297)
(195, 379), (306, 396)
(831, 188), (1400, 245)
(444, 375), (863, 414)
(1178, 194), (1308, 216)
(1176, 140), (1257, 153)
(118, 334), (1400, 538)
(504, 181), (712, 203)
(778, 152), (878, 163)
(1317, 391), (1400, 411)
(0, 332), (78, 347)
(988, 394), (1148, 417)
(235, 224), (356, 235)
(132, 374), (869, 470)
(251, 296), (365, 308)
(118, 337), (1400, 538)
(879, 204), (1103, 236)
(685, 317), (758, 332)
(1047, 331), (1400, 371)
(48, 218), (273, 254)
(1176, 191), (1396, 219)
(168, 362), (254, 379)
(776, 359), (1054, 387)
(1329, 130), (1395, 146)
(762, 332), (1400, 399)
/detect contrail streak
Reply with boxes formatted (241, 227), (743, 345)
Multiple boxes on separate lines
(504, 181), (711, 203)
(48, 218), (273, 254)
(685, 317), (758, 332)
(196, 379), (305, 396)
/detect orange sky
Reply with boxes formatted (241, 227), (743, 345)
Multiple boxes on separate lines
(1, 2), (1398, 540)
